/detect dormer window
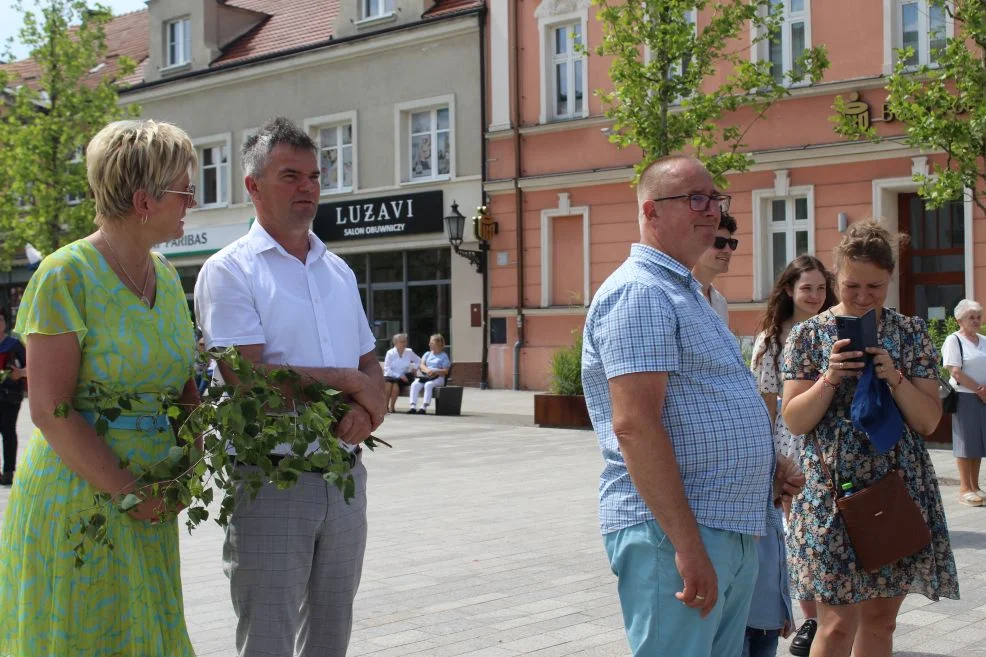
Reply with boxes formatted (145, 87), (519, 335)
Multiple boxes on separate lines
(166, 18), (191, 68)
(361, 0), (393, 20)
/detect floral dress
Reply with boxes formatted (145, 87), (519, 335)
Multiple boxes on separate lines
(782, 308), (959, 604)
(752, 331), (800, 461)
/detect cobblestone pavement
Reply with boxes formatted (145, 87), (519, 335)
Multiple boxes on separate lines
(2, 390), (985, 656)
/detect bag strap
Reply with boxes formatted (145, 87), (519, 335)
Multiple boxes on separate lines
(953, 332), (964, 363)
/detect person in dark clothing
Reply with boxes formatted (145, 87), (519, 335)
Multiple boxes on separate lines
(0, 310), (26, 485)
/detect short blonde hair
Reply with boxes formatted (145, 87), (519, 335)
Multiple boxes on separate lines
(429, 333), (446, 348)
(86, 119), (197, 224)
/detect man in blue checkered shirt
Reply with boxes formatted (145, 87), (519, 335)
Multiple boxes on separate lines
(582, 156), (802, 657)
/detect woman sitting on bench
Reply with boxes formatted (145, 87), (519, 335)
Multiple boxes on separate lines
(408, 333), (451, 415)
(383, 333), (419, 413)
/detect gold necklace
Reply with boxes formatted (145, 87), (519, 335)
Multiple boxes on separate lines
(99, 229), (152, 307)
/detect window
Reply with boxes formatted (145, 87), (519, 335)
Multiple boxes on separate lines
(550, 22), (584, 120)
(361, 0), (393, 20)
(643, 9), (696, 101)
(395, 96), (455, 184)
(897, 0), (947, 67)
(410, 108), (451, 181)
(317, 124), (353, 193)
(66, 147), (85, 206)
(341, 249), (451, 359)
(758, 0), (809, 84)
(166, 18), (191, 68)
(194, 136), (231, 208)
(755, 193), (813, 297)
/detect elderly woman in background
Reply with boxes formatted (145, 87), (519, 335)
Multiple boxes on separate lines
(782, 220), (957, 657)
(383, 332), (420, 413)
(407, 333), (450, 414)
(0, 120), (200, 656)
(942, 298), (986, 506)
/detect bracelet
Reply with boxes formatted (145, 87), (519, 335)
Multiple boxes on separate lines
(820, 373), (839, 390)
(889, 369), (904, 391)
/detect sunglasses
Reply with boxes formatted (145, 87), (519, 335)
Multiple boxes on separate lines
(714, 236), (739, 251)
(163, 184), (197, 201)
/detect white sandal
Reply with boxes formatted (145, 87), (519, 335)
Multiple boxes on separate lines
(958, 491), (984, 507)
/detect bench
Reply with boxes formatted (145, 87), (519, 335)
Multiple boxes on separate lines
(433, 364), (463, 416)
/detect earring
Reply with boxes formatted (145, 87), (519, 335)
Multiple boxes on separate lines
(140, 215), (148, 225)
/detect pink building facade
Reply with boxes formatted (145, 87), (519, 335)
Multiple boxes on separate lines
(481, 0), (984, 399)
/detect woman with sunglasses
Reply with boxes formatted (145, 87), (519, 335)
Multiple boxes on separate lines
(691, 212), (738, 322)
(0, 120), (200, 656)
(750, 255), (836, 656)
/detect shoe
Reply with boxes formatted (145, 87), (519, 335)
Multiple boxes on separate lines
(958, 491), (983, 507)
(406, 408), (417, 414)
(789, 619), (817, 656)
(417, 408), (427, 414)
(976, 489), (986, 501)
(0, 471), (13, 486)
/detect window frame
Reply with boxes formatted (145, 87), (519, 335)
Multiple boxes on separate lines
(192, 133), (232, 210)
(394, 95), (456, 186)
(537, 8), (590, 125)
(752, 185), (816, 300)
(642, 9), (697, 104)
(165, 17), (192, 69)
(66, 146), (85, 206)
(753, 0), (811, 86)
(304, 111), (358, 196)
(884, 0), (953, 72)
(360, 0), (394, 21)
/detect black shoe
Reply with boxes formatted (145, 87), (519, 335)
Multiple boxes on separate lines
(417, 408), (428, 414)
(0, 471), (13, 486)
(406, 408), (418, 414)
(789, 619), (817, 656)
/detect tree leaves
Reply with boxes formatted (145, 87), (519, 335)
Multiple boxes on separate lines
(833, 0), (986, 214)
(590, 0), (829, 185)
(65, 346), (391, 566)
(0, 0), (140, 265)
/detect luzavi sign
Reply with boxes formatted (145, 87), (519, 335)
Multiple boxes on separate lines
(153, 221), (250, 256)
(314, 190), (444, 242)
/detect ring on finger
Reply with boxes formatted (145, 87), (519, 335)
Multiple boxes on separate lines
(695, 595), (706, 600)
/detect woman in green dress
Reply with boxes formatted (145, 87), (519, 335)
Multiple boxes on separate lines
(0, 119), (201, 656)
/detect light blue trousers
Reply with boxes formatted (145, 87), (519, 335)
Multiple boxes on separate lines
(604, 521), (758, 657)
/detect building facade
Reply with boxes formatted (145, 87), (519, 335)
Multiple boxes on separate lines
(482, 0), (984, 393)
(114, 0), (487, 382)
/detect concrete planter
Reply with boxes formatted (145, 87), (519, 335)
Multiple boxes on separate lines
(533, 393), (592, 429)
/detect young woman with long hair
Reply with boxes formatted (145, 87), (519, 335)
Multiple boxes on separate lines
(750, 254), (836, 656)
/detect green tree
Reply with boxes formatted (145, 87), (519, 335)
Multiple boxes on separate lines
(591, 0), (828, 185)
(0, 0), (138, 266)
(834, 0), (984, 213)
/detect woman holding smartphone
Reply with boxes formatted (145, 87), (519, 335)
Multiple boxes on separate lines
(781, 221), (957, 657)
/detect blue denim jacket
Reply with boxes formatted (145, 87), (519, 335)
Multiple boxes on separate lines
(747, 504), (794, 631)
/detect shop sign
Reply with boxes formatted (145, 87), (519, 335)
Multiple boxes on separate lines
(153, 221), (250, 256)
(313, 190), (444, 242)
(837, 91), (898, 129)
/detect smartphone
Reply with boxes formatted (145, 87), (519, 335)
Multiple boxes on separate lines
(835, 308), (878, 362)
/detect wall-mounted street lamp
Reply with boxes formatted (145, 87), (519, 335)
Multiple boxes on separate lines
(444, 201), (498, 389)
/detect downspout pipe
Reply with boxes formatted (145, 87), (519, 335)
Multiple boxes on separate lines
(511, 0), (525, 391)
(478, 5), (490, 390)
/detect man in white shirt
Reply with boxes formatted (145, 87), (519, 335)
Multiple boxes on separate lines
(194, 117), (385, 657)
(691, 212), (737, 324)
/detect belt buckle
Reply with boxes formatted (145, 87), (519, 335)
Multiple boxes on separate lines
(136, 415), (162, 432)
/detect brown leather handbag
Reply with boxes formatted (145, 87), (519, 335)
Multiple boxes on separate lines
(814, 438), (931, 572)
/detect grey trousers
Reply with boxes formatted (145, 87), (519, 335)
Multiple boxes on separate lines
(224, 461), (368, 657)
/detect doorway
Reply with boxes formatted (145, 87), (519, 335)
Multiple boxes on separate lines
(897, 193), (965, 319)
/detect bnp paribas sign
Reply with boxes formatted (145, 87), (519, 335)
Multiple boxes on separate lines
(313, 190), (444, 242)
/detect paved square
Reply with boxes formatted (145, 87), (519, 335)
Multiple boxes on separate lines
(2, 389), (985, 656)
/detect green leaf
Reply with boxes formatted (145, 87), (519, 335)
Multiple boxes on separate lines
(102, 407), (122, 422)
(309, 453), (330, 469)
(119, 493), (140, 512)
(167, 405), (181, 420)
(94, 418), (109, 437)
(167, 445), (184, 464)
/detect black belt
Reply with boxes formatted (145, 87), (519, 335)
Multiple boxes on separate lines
(269, 448), (361, 473)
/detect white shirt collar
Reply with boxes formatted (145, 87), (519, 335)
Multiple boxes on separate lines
(245, 219), (327, 264)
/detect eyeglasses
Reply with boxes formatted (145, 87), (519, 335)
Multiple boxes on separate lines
(652, 193), (731, 214)
(714, 236), (739, 251)
(163, 184), (196, 201)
